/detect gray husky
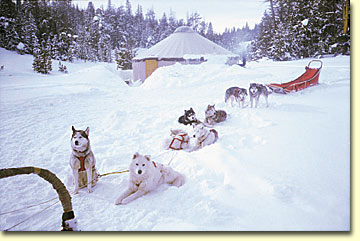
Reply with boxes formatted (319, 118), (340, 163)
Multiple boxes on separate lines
(204, 104), (227, 126)
(225, 86), (248, 108)
(70, 126), (98, 194)
(249, 83), (271, 108)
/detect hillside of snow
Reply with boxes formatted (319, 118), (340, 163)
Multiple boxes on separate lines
(0, 48), (350, 231)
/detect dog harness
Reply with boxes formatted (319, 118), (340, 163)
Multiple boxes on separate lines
(76, 156), (95, 172)
(169, 133), (188, 150)
(198, 129), (218, 145)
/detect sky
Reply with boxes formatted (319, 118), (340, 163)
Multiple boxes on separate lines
(73, 0), (269, 33)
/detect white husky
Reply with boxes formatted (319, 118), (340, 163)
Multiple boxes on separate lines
(115, 152), (185, 205)
(192, 123), (218, 151)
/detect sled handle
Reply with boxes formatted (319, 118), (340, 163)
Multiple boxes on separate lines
(307, 60), (322, 69)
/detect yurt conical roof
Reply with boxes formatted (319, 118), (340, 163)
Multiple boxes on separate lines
(134, 26), (235, 60)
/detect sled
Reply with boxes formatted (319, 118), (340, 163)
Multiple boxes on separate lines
(267, 60), (323, 94)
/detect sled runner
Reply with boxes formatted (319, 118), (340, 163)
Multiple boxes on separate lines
(267, 60), (323, 94)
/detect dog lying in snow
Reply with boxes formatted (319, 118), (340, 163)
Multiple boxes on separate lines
(115, 152), (185, 205)
(178, 108), (201, 126)
(69, 126), (98, 194)
(163, 129), (191, 151)
(192, 123), (218, 151)
(204, 104), (227, 127)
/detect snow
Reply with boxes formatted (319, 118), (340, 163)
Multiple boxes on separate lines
(302, 19), (309, 26)
(0, 48), (350, 231)
(16, 42), (25, 51)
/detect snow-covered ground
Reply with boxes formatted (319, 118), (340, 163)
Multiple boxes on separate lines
(0, 48), (350, 231)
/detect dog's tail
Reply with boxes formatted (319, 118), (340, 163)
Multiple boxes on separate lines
(210, 129), (219, 142)
(266, 85), (273, 95)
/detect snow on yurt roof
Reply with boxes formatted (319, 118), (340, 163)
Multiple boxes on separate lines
(134, 26), (235, 60)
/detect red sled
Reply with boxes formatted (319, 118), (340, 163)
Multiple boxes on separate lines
(267, 60), (323, 94)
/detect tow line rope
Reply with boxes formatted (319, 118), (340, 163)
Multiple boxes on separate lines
(3, 199), (60, 231)
(0, 197), (58, 216)
(96, 150), (177, 178)
(97, 169), (129, 178)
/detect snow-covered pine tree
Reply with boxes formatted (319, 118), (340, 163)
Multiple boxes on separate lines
(58, 61), (68, 73)
(0, 0), (20, 50)
(158, 13), (172, 41)
(33, 40), (52, 74)
(144, 8), (158, 48)
(133, 5), (146, 48)
(249, 11), (274, 60)
(115, 42), (135, 70)
(19, 2), (40, 55)
(250, 0), (350, 60)
(206, 22), (215, 42)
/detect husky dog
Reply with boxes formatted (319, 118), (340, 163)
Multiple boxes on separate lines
(225, 87), (248, 108)
(70, 126), (98, 194)
(249, 83), (271, 108)
(115, 153), (185, 205)
(204, 104), (227, 126)
(163, 129), (191, 151)
(178, 108), (201, 126)
(192, 123), (218, 151)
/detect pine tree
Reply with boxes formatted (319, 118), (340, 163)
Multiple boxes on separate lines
(33, 40), (52, 74)
(19, 2), (39, 55)
(144, 8), (158, 47)
(58, 61), (68, 73)
(206, 22), (215, 41)
(115, 42), (135, 70)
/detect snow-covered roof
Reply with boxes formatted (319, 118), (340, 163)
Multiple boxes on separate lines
(134, 26), (235, 60)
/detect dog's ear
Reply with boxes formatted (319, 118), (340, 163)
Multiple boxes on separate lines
(190, 107), (193, 111)
(72, 126), (76, 133)
(133, 152), (139, 159)
(144, 155), (151, 161)
(85, 127), (90, 136)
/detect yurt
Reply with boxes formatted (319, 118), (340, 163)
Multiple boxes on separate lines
(132, 26), (240, 83)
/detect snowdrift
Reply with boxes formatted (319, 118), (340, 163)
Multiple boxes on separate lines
(0, 48), (350, 231)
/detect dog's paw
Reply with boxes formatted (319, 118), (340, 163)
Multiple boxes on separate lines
(120, 197), (132, 205)
(115, 198), (124, 205)
(173, 176), (185, 187)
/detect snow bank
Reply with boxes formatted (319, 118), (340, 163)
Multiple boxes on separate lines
(0, 48), (350, 231)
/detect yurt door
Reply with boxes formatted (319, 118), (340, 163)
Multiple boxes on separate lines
(145, 59), (158, 79)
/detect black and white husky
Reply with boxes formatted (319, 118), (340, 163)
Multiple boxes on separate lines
(70, 126), (98, 194)
(249, 83), (271, 108)
(225, 86), (248, 108)
(178, 108), (201, 126)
